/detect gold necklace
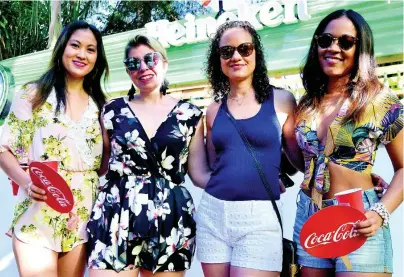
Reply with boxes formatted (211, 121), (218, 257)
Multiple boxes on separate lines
(228, 93), (247, 106)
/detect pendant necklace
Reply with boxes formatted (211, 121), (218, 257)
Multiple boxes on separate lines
(228, 93), (247, 106)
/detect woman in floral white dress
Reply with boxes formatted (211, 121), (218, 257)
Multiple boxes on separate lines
(0, 21), (109, 277)
(86, 35), (210, 277)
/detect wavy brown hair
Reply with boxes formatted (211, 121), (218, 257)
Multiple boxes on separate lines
(296, 9), (383, 124)
(206, 21), (272, 103)
(30, 20), (109, 113)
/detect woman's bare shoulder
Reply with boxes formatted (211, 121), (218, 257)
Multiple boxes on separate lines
(272, 88), (297, 114)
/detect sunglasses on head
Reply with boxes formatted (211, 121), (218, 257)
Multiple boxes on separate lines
(218, 42), (254, 60)
(315, 33), (358, 51)
(123, 52), (161, 72)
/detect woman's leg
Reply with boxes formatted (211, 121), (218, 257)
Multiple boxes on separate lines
(337, 273), (390, 277)
(12, 235), (58, 277)
(57, 243), (87, 277)
(301, 267), (335, 277)
(89, 268), (140, 277)
(140, 269), (185, 277)
(201, 263), (231, 277)
(230, 265), (279, 277)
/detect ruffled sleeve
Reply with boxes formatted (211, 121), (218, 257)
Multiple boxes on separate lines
(0, 85), (35, 164)
(377, 91), (403, 145)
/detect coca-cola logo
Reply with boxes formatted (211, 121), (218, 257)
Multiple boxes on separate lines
(304, 221), (361, 249)
(300, 206), (367, 258)
(30, 167), (72, 207)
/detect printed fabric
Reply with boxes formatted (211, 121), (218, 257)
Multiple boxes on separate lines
(0, 85), (102, 252)
(296, 89), (403, 195)
(87, 97), (202, 273)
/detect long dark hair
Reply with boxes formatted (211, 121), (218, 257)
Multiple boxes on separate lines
(297, 9), (382, 124)
(31, 20), (109, 113)
(125, 35), (169, 100)
(206, 21), (272, 103)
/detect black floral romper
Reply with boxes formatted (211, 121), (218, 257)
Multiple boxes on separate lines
(87, 96), (202, 273)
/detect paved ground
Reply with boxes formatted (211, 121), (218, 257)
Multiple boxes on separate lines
(0, 147), (402, 277)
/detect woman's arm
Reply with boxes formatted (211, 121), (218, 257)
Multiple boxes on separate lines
(97, 118), (111, 177)
(273, 89), (304, 172)
(205, 101), (220, 170)
(0, 151), (46, 201)
(0, 85), (46, 201)
(187, 117), (211, 189)
(355, 130), (403, 236)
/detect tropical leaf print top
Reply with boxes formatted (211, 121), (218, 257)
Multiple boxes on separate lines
(0, 85), (103, 252)
(295, 89), (403, 196)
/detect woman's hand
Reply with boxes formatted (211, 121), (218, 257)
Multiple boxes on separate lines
(354, 211), (383, 237)
(23, 181), (47, 202)
(371, 173), (388, 198)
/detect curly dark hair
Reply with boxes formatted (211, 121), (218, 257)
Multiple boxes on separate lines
(205, 21), (272, 103)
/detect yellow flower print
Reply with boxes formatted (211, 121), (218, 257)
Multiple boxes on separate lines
(77, 207), (90, 222)
(42, 135), (72, 167)
(20, 224), (38, 235)
(72, 189), (85, 203)
(10, 199), (32, 228)
(94, 155), (102, 169)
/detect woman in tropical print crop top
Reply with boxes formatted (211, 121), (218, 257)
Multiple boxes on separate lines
(293, 9), (402, 277)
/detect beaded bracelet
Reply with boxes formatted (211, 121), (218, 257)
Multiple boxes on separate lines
(369, 202), (390, 227)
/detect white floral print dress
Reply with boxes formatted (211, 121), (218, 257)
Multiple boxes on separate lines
(86, 96), (202, 273)
(0, 85), (103, 252)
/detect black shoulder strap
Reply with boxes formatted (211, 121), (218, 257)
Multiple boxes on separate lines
(223, 101), (284, 234)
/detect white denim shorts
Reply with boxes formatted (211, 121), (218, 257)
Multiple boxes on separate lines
(195, 192), (283, 272)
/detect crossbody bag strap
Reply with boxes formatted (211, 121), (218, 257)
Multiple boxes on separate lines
(222, 102), (284, 234)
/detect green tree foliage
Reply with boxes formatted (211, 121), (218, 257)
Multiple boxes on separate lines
(103, 1), (178, 35)
(0, 1), (50, 60)
(0, 0), (212, 61)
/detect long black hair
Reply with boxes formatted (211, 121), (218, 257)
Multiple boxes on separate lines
(31, 20), (109, 113)
(297, 9), (382, 124)
(206, 20), (272, 103)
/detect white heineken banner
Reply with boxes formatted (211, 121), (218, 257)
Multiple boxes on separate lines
(146, 0), (311, 48)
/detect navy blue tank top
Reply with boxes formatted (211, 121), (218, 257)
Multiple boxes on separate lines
(205, 92), (282, 201)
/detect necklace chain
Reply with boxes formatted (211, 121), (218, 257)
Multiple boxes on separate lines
(228, 93), (247, 106)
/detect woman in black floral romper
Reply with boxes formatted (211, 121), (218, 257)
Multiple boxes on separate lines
(86, 35), (210, 276)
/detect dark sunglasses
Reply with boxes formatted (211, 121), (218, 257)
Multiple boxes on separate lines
(218, 42), (254, 60)
(123, 52), (161, 72)
(315, 33), (358, 51)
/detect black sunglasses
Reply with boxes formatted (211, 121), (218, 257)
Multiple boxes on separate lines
(123, 52), (161, 72)
(218, 42), (254, 60)
(315, 33), (358, 51)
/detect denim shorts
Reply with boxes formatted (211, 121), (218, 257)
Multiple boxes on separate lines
(293, 189), (393, 273)
(195, 192), (283, 271)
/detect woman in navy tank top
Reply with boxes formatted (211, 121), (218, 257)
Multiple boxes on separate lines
(195, 21), (304, 277)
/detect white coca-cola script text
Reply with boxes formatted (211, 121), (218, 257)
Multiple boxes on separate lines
(304, 221), (361, 249)
(30, 167), (72, 207)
